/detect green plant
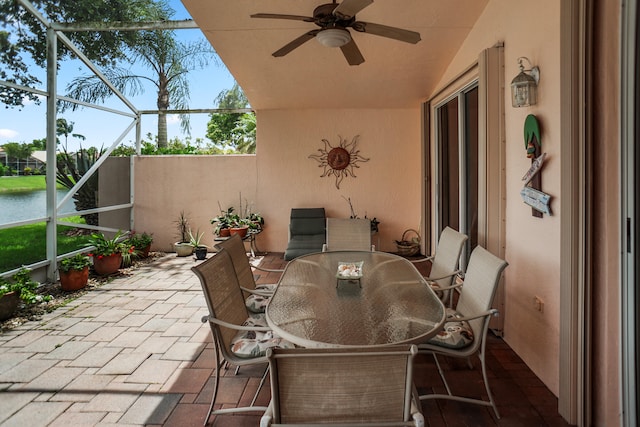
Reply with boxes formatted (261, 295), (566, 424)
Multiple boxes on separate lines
(188, 228), (207, 248)
(0, 268), (51, 305)
(59, 253), (92, 272)
(86, 230), (131, 258)
(211, 202), (264, 233)
(127, 231), (153, 249)
(210, 206), (238, 235)
(175, 211), (190, 243)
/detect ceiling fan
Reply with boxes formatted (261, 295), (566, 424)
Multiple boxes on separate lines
(251, 0), (421, 66)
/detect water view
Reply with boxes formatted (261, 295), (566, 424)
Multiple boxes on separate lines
(0, 189), (78, 225)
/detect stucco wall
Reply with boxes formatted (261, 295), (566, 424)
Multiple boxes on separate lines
(132, 108), (422, 255)
(432, 0), (562, 394)
(133, 155), (258, 252)
(254, 108), (422, 254)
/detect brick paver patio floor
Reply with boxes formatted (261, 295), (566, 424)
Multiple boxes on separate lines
(0, 252), (570, 426)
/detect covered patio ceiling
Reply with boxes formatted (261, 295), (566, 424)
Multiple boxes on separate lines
(181, 0), (488, 110)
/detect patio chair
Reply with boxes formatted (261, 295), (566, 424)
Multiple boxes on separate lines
(191, 249), (294, 425)
(322, 217), (374, 252)
(411, 226), (468, 307)
(260, 345), (424, 427)
(417, 245), (508, 419)
(214, 234), (282, 314)
(284, 208), (326, 260)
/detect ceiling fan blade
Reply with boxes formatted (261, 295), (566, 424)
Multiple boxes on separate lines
(340, 39), (365, 66)
(251, 13), (315, 22)
(352, 21), (421, 44)
(333, 0), (374, 20)
(272, 30), (319, 57)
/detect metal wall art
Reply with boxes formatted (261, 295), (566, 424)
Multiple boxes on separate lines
(309, 135), (369, 189)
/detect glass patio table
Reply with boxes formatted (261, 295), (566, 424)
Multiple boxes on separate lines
(265, 251), (446, 348)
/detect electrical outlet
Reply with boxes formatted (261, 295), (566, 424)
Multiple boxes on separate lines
(534, 296), (544, 313)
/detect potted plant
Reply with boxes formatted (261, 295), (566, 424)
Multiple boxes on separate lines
(229, 217), (251, 238)
(0, 268), (52, 321)
(211, 206), (236, 237)
(189, 228), (208, 260)
(127, 231), (154, 258)
(246, 212), (265, 231)
(86, 230), (131, 275)
(174, 211), (194, 257)
(59, 253), (92, 291)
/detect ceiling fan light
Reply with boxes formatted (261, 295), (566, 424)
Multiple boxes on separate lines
(316, 28), (351, 48)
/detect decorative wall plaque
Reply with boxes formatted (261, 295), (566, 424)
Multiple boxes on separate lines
(309, 135), (370, 189)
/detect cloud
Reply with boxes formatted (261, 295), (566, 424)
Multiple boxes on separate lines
(0, 129), (19, 140)
(167, 114), (180, 124)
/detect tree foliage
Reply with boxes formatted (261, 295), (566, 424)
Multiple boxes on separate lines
(206, 83), (256, 153)
(2, 142), (34, 160)
(61, 2), (214, 149)
(0, 0), (160, 108)
(56, 118), (86, 146)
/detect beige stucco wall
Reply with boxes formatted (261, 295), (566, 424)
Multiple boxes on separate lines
(432, 0), (562, 394)
(133, 155), (258, 252)
(133, 108), (422, 255)
(254, 108), (422, 253)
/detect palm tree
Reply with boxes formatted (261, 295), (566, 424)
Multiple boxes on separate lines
(63, 6), (214, 148)
(56, 118), (86, 146)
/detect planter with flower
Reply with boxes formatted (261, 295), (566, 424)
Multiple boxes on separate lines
(0, 268), (51, 321)
(86, 231), (132, 275)
(189, 228), (208, 260)
(127, 231), (154, 258)
(59, 253), (92, 291)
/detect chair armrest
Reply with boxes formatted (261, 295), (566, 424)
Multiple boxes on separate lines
(252, 264), (285, 274)
(453, 308), (499, 322)
(410, 255), (434, 264)
(240, 286), (273, 297)
(201, 315), (273, 332)
(427, 269), (463, 282)
(410, 389), (426, 427)
(259, 402), (274, 427)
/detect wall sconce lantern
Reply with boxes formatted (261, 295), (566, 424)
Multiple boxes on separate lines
(511, 57), (540, 108)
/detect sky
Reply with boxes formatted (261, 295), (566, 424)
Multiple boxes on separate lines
(0, 0), (236, 152)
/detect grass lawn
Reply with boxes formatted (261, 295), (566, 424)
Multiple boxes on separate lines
(0, 217), (91, 273)
(0, 175), (64, 192)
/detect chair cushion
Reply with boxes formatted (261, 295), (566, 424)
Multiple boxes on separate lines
(230, 314), (295, 358)
(256, 283), (277, 293)
(428, 307), (474, 349)
(290, 218), (326, 235)
(245, 284), (277, 313)
(245, 293), (269, 313)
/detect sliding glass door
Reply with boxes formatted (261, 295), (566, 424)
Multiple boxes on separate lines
(436, 85), (479, 265)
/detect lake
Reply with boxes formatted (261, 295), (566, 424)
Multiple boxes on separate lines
(0, 189), (78, 225)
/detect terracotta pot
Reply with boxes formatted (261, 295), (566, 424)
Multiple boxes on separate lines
(138, 244), (151, 258)
(93, 253), (123, 276)
(229, 226), (249, 238)
(60, 266), (89, 291)
(0, 291), (20, 321)
(218, 228), (231, 237)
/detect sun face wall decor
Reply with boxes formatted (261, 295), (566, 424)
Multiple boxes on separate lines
(308, 135), (370, 189)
